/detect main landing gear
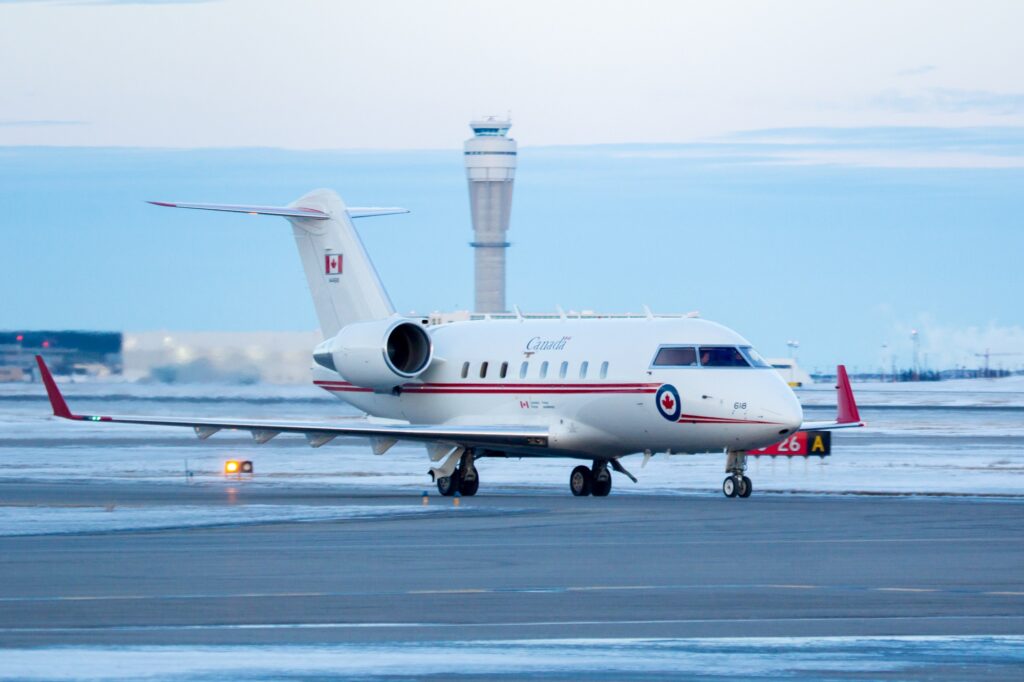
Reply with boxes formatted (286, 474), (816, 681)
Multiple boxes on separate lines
(570, 460), (613, 497)
(437, 450), (479, 497)
(722, 450), (752, 498)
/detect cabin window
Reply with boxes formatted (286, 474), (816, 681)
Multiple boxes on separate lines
(480, 361), (489, 378)
(653, 347), (698, 367)
(519, 361), (529, 379)
(559, 361), (568, 379)
(499, 361), (509, 379)
(579, 361), (589, 379)
(600, 361), (609, 379)
(540, 361), (549, 379)
(461, 362), (469, 379)
(698, 347), (750, 367)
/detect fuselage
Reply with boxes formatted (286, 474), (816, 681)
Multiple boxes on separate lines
(312, 317), (803, 460)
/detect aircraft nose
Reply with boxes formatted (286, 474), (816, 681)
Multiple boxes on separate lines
(777, 389), (804, 433)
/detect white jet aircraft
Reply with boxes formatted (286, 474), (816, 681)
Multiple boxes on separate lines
(36, 189), (863, 498)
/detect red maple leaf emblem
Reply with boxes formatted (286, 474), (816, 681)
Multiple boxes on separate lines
(661, 393), (675, 411)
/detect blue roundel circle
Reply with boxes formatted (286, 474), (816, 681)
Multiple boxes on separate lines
(655, 384), (681, 422)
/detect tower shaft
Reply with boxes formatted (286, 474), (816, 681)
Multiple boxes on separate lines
(465, 117), (516, 313)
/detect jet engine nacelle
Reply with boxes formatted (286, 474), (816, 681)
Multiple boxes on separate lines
(314, 318), (433, 391)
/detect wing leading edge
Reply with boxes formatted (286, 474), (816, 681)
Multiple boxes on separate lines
(34, 356), (547, 452)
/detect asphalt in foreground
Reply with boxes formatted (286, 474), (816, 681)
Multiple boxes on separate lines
(0, 481), (1021, 651)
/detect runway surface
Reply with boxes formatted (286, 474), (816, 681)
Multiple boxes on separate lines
(1, 483), (1022, 648)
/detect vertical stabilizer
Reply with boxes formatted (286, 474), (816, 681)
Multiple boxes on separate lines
(285, 189), (394, 336)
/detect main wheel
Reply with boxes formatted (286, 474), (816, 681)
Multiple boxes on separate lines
(738, 475), (752, 498)
(437, 473), (459, 496)
(458, 473), (479, 496)
(591, 469), (612, 497)
(722, 476), (738, 498)
(570, 465), (593, 496)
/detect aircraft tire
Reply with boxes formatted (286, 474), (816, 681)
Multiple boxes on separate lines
(592, 472), (612, 497)
(738, 476), (752, 498)
(570, 466), (593, 496)
(437, 474), (459, 496)
(458, 474), (479, 496)
(722, 476), (738, 498)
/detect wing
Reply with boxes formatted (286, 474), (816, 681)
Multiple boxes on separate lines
(34, 356), (547, 452)
(798, 364), (865, 431)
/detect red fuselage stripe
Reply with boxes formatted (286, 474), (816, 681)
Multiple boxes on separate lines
(316, 384), (780, 424)
(314, 381), (659, 389)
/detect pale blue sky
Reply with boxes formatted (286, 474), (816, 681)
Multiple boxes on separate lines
(1, 1), (1023, 372)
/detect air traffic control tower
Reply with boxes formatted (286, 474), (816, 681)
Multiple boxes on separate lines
(465, 117), (516, 313)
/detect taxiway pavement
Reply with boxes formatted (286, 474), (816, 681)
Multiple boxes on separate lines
(0, 482), (1021, 646)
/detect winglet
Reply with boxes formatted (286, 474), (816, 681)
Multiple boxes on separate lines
(35, 355), (76, 419)
(835, 364), (861, 424)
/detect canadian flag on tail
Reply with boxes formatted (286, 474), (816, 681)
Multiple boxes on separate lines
(325, 254), (343, 275)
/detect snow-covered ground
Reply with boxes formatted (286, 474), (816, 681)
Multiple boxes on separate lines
(798, 374), (1024, 408)
(1, 379), (1022, 497)
(0, 636), (1021, 681)
(0, 504), (447, 537)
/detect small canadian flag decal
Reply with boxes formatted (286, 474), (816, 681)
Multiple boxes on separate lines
(325, 254), (343, 275)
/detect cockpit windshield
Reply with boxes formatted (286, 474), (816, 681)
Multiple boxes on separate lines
(698, 347), (749, 367)
(739, 346), (771, 368)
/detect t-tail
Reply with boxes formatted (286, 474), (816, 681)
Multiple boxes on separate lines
(149, 189), (407, 337)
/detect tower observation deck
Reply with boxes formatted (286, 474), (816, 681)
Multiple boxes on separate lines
(464, 116), (516, 313)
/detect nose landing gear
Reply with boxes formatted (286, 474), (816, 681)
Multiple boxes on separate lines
(723, 450), (753, 498)
(722, 474), (752, 498)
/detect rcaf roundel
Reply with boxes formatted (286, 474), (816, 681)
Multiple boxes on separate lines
(655, 384), (681, 421)
(325, 254), (343, 275)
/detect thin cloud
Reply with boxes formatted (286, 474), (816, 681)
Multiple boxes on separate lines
(896, 65), (937, 77)
(0, 1), (217, 5)
(610, 126), (1024, 169)
(875, 88), (1024, 115)
(0, 119), (87, 127)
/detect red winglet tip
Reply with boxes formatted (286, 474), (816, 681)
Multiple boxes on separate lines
(147, 201), (175, 207)
(34, 355), (74, 419)
(835, 364), (861, 424)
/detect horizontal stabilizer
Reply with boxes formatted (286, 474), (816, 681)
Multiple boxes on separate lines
(347, 207), (411, 219)
(148, 201), (408, 220)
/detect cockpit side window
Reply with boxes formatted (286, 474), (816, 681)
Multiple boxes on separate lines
(698, 346), (750, 367)
(653, 347), (698, 367)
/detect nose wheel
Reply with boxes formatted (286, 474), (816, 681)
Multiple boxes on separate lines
(722, 475), (752, 498)
(722, 450), (753, 498)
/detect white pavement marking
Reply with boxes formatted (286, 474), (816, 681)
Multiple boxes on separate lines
(1, 581), (1015, 603)
(2, 614), (1023, 634)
